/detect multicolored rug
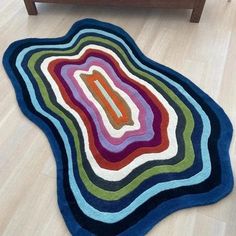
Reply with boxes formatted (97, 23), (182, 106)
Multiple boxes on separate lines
(3, 19), (234, 236)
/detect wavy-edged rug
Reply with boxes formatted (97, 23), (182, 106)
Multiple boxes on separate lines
(3, 19), (234, 236)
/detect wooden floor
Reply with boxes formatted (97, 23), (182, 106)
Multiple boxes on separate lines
(0, 0), (236, 235)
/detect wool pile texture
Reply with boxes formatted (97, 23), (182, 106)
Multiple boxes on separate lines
(3, 19), (234, 236)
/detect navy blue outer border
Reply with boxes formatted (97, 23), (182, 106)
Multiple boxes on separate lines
(2, 18), (234, 236)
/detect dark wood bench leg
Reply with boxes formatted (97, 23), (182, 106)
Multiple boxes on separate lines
(23, 0), (38, 15)
(190, 0), (206, 23)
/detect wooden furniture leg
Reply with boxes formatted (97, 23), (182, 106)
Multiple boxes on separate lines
(23, 0), (38, 15)
(190, 0), (206, 23)
(22, 0), (209, 23)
